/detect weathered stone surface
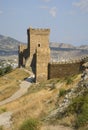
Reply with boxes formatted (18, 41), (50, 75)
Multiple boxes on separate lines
(48, 62), (82, 79)
(81, 62), (88, 81)
(36, 48), (50, 82)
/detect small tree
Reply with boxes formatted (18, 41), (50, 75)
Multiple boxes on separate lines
(0, 68), (4, 76)
(0, 65), (12, 76)
(5, 65), (12, 73)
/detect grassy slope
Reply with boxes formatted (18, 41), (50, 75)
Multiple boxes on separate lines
(0, 68), (29, 102)
(1, 69), (87, 130)
(1, 75), (81, 130)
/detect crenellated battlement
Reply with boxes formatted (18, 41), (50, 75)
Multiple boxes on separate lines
(50, 56), (88, 65)
(48, 55), (88, 79)
(27, 27), (50, 35)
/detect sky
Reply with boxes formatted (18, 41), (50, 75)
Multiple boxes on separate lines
(0, 0), (88, 46)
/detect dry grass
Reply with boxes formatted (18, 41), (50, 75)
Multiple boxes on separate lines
(0, 74), (81, 130)
(58, 114), (76, 127)
(2, 83), (60, 129)
(0, 68), (30, 101)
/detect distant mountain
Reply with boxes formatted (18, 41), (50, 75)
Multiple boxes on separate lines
(50, 42), (76, 48)
(58, 43), (76, 49)
(78, 45), (88, 50)
(50, 42), (88, 61)
(0, 35), (88, 61)
(0, 34), (25, 56)
(50, 42), (88, 49)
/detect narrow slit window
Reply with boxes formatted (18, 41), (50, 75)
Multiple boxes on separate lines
(38, 44), (40, 47)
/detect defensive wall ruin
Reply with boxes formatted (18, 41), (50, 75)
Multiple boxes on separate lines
(48, 57), (88, 79)
(48, 62), (82, 79)
(18, 27), (88, 82)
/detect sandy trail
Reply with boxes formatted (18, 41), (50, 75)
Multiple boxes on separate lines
(41, 125), (74, 130)
(0, 75), (34, 128)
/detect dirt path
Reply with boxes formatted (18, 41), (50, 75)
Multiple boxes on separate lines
(41, 125), (74, 130)
(0, 75), (34, 106)
(0, 74), (34, 128)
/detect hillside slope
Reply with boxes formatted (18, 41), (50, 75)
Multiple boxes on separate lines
(50, 42), (88, 61)
(0, 72), (82, 130)
(0, 34), (25, 56)
(0, 65), (88, 130)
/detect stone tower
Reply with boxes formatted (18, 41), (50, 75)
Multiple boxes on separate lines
(25, 27), (50, 67)
(35, 29), (50, 82)
(18, 27), (50, 82)
(26, 28), (50, 81)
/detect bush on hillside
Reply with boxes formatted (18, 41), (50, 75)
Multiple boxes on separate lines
(67, 92), (88, 128)
(65, 77), (73, 85)
(0, 68), (4, 76)
(5, 65), (12, 73)
(0, 65), (12, 76)
(0, 126), (3, 130)
(19, 118), (40, 130)
(59, 88), (66, 97)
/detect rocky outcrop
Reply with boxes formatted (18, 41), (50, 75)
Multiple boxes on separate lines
(82, 62), (88, 81)
(46, 61), (88, 121)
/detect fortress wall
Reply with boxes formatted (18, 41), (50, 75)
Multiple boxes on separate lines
(48, 62), (82, 79)
(18, 45), (27, 67)
(18, 45), (27, 53)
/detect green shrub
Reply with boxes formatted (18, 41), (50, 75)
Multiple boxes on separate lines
(0, 107), (7, 113)
(65, 77), (73, 85)
(0, 126), (3, 130)
(59, 88), (66, 97)
(19, 118), (40, 130)
(5, 65), (12, 73)
(67, 93), (88, 128)
(0, 68), (5, 76)
(0, 65), (12, 76)
(76, 95), (88, 128)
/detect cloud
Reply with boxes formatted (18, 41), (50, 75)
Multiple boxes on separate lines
(40, 6), (57, 17)
(49, 7), (57, 17)
(73, 0), (88, 13)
